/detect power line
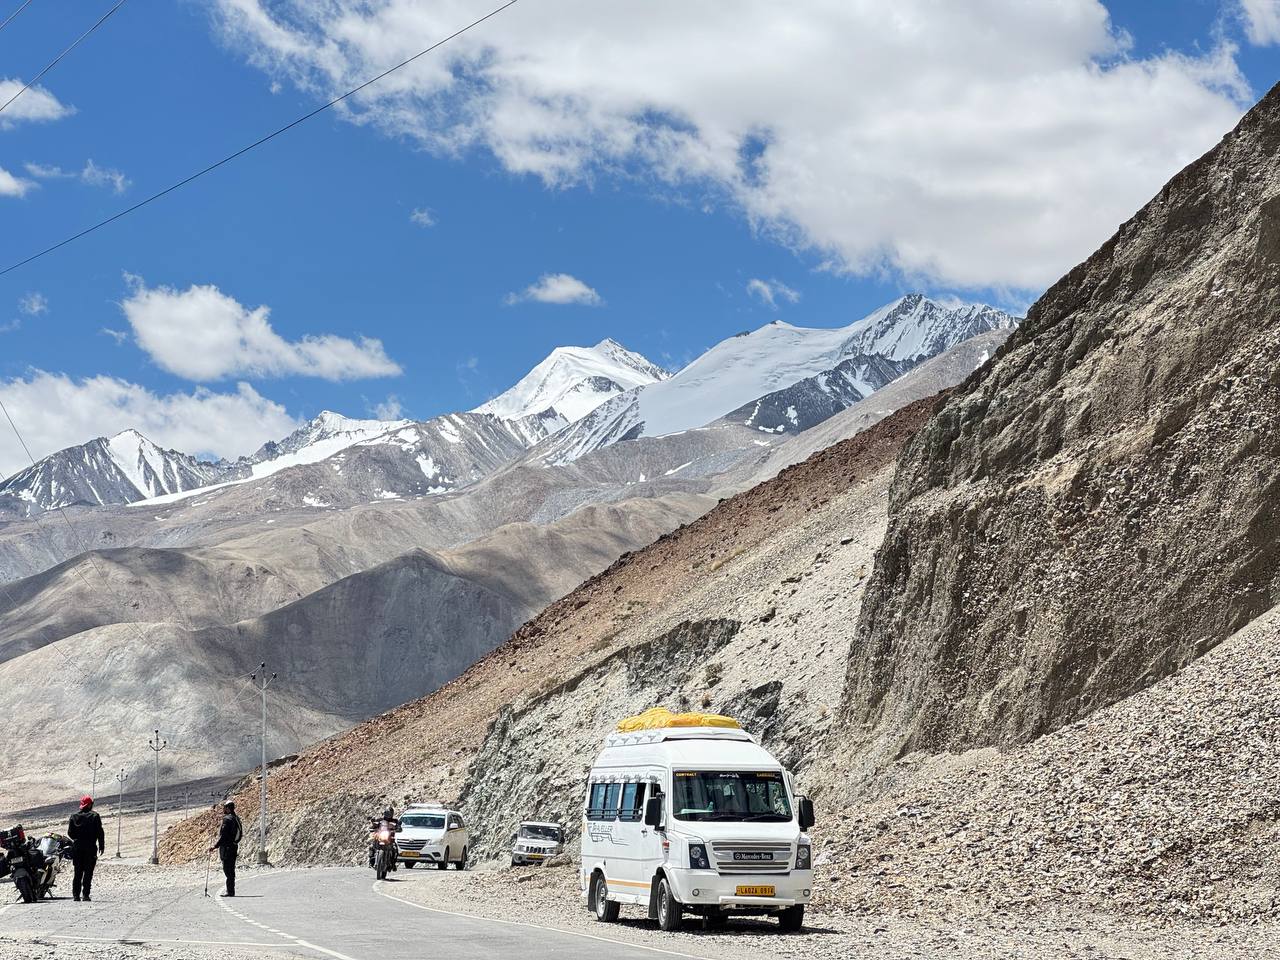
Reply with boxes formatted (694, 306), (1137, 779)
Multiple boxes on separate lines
(0, 0), (521, 279)
(0, 0), (128, 118)
(0, 0), (35, 36)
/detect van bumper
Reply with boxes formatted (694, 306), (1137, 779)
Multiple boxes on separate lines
(667, 869), (815, 910)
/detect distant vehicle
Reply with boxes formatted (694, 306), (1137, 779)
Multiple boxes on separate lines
(368, 816), (399, 881)
(580, 709), (815, 933)
(510, 821), (565, 867)
(396, 803), (470, 870)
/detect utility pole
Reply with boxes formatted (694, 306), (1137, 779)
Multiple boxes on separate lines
(250, 663), (276, 865)
(148, 730), (167, 865)
(88, 754), (104, 797)
(114, 768), (129, 859)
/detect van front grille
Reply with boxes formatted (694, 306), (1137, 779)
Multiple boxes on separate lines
(709, 840), (792, 874)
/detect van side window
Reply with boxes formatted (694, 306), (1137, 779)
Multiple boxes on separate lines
(619, 782), (648, 822)
(587, 782), (609, 821)
(603, 783), (622, 820)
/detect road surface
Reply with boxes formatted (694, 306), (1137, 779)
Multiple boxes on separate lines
(0, 865), (711, 960)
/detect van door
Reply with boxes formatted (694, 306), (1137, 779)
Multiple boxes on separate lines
(611, 776), (665, 901)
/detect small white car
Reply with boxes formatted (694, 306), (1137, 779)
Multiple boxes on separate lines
(395, 803), (470, 870)
(510, 821), (565, 867)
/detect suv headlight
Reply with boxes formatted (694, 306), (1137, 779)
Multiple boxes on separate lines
(795, 842), (811, 870)
(688, 843), (710, 870)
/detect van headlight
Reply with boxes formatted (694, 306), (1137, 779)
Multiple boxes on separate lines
(688, 843), (710, 870)
(795, 843), (811, 870)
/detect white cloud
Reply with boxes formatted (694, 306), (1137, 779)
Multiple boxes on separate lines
(370, 395), (403, 419)
(211, 0), (1251, 292)
(81, 159), (131, 194)
(0, 166), (35, 197)
(120, 278), (404, 381)
(18, 292), (47, 316)
(0, 79), (72, 128)
(505, 273), (603, 306)
(100, 327), (128, 344)
(1240, 0), (1280, 43)
(746, 278), (800, 309)
(0, 373), (298, 475)
(409, 207), (435, 226)
(24, 162), (71, 179)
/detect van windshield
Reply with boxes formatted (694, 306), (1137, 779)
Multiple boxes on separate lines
(518, 824), (563, 842)
(400, 814), (446, 830)
(672, 771), (792, 822)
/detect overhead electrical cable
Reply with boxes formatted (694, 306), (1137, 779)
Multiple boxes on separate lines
(0, 0), (128, 118)
(0, 0), (36, 36)
(0, 0), (521, 279)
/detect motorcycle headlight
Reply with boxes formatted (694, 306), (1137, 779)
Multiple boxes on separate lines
(795, 843), (812, 870)
(378, 830), (391, 841)
(688, 843), (710, 870)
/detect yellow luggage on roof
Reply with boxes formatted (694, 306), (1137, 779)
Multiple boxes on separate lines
(616, 707), (741, 732)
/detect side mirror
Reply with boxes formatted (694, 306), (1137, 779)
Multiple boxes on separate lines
(798, 796), (815, 832)
(643, 795), (664, 828)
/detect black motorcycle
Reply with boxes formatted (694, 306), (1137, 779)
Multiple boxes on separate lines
(33, 834), (73, 899)
(368, 819), (399, 881)
(0, 826), (42, 904)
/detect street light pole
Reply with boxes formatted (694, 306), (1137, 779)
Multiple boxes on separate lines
(250, 663), (276, 865)
(114, 768), (129, 858)
(148, 730), (167, 865)
(88, 754), (104, 797)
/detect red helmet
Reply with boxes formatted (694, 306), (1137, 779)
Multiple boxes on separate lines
(79, 796), (93, 810)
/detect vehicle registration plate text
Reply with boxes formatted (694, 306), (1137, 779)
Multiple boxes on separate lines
(736, 885), (775, 897)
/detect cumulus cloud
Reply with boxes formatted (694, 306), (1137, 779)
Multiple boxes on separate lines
(1240, 0), (1280, 44)
(409, 207), (436, 227)
(81, 159), (131, 194)
(19, 292), (47, 316)
(0, 79), (72, 128)
(0, 166), (35, 197)
(370, 395), (404, 419)
(746, 278), (800, 309)
(0, 373), (298, 475)
(505, 273), (603, 306)
(120, 278), (403, 381)
(209, 0), (1251, 292)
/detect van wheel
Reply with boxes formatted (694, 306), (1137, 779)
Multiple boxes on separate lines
(455, 847), (467, 870)
(593, 874), (619, 922)
(778, 905), (805, 932)
(656, 877), (683, 932)
(437, 848), (450, 870)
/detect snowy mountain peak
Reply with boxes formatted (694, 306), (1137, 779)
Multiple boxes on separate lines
(473, 338), (668, 425)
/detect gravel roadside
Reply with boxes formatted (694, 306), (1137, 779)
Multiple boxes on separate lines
(385, 863), (1280, 960)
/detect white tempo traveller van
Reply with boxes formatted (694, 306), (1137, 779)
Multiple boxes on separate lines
(580, 716), (816, 932)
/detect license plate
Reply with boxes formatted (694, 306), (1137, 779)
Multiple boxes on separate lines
(733, 852), (773, 861)
(736, 885), (775, 897)
(401, 851), (418, 858)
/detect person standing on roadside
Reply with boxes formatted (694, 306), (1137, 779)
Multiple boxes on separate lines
(209, 800), (243, 897)
(67, 795), (105, 902)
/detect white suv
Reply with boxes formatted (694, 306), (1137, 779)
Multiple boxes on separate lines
(395, 804), (470, 870)
(511, 821), (565, 866)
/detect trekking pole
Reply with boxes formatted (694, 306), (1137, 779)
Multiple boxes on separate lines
(204, 845), (213, 897)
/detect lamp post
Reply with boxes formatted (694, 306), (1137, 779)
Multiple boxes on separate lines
(148, 730), (167, 865)
(250, 664), (276, 865)
(114, 768), (129, 859)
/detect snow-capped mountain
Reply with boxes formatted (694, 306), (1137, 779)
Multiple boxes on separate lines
(0, 430), (227, 509)
(241, 411), (412, 481)
(473, 339), (668, 443)
(532, 295), (1019, 463)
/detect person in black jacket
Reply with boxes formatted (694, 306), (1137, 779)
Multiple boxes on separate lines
(209, 801), (243, 897)
(67, 795), (105, 902)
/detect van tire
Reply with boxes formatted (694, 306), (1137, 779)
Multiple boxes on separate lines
(778, 905), (805, 932)
(656, 877), (683, 932)
(455, 847), (467, 870)
(593, 874), (619, 922)
(437, 848), (450, 870)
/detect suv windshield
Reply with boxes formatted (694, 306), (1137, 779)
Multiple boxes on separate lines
(672, 771), (793, 822)
(518, 824), (563, 842)
(400, 814), (446, 830)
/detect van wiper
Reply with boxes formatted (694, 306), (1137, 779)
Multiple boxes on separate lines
(742, 813), (789, 822)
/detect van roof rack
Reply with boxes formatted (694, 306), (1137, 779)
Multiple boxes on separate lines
(604, 726), (756, 747)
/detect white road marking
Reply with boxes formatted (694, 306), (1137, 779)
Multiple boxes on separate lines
(217, 894), (361, 960)
(372, 881), (716, 960)
(44, 934), (283, 946)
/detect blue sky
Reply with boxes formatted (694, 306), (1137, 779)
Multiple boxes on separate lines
(0, 0), (1275, 470)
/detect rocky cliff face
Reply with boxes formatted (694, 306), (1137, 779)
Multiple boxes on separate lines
(847, 83), (1280, 759)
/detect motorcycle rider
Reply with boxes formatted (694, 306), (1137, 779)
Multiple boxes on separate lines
(67, 796), (104, 902)
(208, 801), (243, 897)
(367, 806), (400, 870)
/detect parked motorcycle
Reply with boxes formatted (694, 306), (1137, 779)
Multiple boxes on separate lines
(0, 826), (42, 904)
(368, 820), (399, 881)
(33, 834), (72, 899)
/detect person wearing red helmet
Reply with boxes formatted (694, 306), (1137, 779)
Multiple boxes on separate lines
(67, 795), (105, 902)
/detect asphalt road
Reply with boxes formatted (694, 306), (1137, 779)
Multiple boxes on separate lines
(0, 866), (711, 960)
